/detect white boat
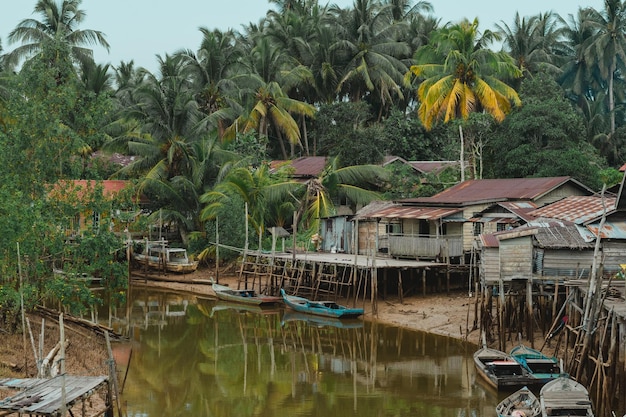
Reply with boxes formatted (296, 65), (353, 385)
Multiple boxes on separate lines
(497, 386), (541, 417)
(540, 377), (594, 417)
(133, 240), (198, 273)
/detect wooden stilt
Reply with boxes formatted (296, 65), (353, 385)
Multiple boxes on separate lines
(398, 269), (403, 304)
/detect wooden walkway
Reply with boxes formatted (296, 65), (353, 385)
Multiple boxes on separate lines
(0, 375), (109, 416)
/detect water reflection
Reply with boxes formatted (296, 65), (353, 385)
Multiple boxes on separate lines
(113, 289), (499, 417)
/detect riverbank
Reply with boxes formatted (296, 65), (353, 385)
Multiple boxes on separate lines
(0, 268), (497, 381)
(131, 270), (482, 346)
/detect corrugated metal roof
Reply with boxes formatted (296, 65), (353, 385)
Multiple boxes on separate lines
(353, 200), (398, 220)
(587, 221), (626, 239)
(408, 160), (460, 174)
(361, 206), (463, 220)
(528, 196), (616, 224)
(497, 201), (539, 222)
(534, 225), (595, 249)
(402, 177), (589, 205)
(270, 156), (327, 177)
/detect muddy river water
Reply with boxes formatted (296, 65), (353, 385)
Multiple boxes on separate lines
(113, 289), (502, 417)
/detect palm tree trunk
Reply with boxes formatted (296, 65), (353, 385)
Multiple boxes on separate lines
(609, 58), (616, 136)
(276, 129), (289, 160)
(301, 115), (310, 156)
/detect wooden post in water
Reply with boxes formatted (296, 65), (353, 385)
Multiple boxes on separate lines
(397, 269), (403, 304)
(238, 203), (249, 286)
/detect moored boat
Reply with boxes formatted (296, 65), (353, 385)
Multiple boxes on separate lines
(540, 377), (594, 417)
(474, 347), (534, 390)
(280, 289), (364, 319)
(211, 280), (282, 306)
(133, 240), (198, 273)
(497, 386), (541, 417)
(510, 344), (567, 386)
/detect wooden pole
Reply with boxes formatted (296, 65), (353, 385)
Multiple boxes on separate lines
(215, 216), (220, 284)
(238, 203), (249, 286)
(17, 242), (28, 375)
(527, 278), (533, 348)
(60, 314), (67, 417)
(292, 210), (297, 264)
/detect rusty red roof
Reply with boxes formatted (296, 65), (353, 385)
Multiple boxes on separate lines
(528, 195), (616, 224)
(408, 161), (460, 174)
(360, 205), (462, 220)
(49, 180), (130, 200)
(270, 156), (328, 178)
(402, 177), (591, 205)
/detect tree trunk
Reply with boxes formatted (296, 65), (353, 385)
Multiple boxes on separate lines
(609, 59), (616, 136)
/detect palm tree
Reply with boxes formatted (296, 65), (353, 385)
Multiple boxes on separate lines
(5, 0), (109, 67)
(496, 12), (564, 82)
(299, 156), (385, 231)
(200, 162), (299, 236)
(332, 0), (411, 119)
(407, 18), (522, 129)
(583, 0), (626, 137)
(386, 0), (433, 22)
(224, 76), (316, 159)
(559, 9), (603, 102)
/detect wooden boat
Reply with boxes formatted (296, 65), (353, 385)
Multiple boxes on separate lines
(540, 377), (594, 417)
(133, 241), (198, 273)
(510, 345), (567, 385)
(497, 386), (542, 417)
(281, 310), (363, 329)
(211, 280), (282, 306)
(280, 289), (364, 319)
(474, 347), (534, 390)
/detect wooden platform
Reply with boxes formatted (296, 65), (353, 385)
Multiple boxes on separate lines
(0, 375), (108, 416)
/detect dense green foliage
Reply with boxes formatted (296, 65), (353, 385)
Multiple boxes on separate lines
(1, 0), (626, 320)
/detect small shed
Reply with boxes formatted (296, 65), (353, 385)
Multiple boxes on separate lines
(319, 215), (353, 253)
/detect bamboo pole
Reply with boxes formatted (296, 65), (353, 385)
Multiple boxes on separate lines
(215, 216), (220, 284)
(238, 203), (249, 285)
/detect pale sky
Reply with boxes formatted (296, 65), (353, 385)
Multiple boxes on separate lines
(0, 0), (604, 73)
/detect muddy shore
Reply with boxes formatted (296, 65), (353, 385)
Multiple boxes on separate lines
(130, 269), (483, 346)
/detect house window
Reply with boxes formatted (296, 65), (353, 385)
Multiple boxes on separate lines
(438, 222), (447, 236)
(326, 221), (333, 232)
(419, 220), (429, 236)
(496, 223), (507, 232)
(385, 223), (401, 234)
(473, 222), (483, 236)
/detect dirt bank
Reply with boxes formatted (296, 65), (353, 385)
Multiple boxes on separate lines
(131, 268), (483, 345)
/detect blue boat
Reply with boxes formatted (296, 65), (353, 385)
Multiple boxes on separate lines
(510, 345), (568, 386)
(280, 289), (364, 319)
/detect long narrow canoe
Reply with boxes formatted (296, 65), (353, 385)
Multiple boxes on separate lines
(280, 289), (364, 319)
(211, 280), (282, 306)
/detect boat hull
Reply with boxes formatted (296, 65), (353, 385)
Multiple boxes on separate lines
(474, 347), (535, 391)
(212, 282), (282, 306)
(510, 345), (568, 386)
(540, 377), (594, 417)
(280, 289), (364, 319)
(497, 386), (541, 417)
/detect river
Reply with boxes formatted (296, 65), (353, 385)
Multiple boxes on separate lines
(110, 288), (501, 417)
